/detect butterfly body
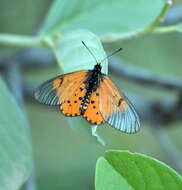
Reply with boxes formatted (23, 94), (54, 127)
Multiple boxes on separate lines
(35, 63), (140, 133)
(80, 63), (104, 113)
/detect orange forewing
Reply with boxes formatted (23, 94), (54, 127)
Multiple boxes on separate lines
(53, 71), (88, 103)
(35, 70), (88, 106)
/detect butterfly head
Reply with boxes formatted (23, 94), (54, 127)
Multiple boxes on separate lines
(93, 63), (102, 72)
(82, 41), (122, 73)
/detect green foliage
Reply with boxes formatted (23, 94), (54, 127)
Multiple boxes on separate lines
(0, 78), (32, 189)
(95, 150), (182, 190)
(0, 0), (182, 190)
(41, 0), (165, 41)
(95, 157), (134, 190)
(52, 29), (108, 74)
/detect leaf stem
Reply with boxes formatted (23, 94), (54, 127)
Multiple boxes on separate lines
(0, 33), (46, 47)
(145, 0), (173, 32)
(151, 25), (178, 34)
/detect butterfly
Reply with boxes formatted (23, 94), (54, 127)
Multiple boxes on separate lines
(34, 41), (140, 133)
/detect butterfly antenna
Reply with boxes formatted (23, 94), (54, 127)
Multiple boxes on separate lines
(101, 48), (123, 63)
(82, 41), (99, 64)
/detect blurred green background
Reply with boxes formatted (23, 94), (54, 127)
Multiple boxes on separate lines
(1, 0), (182, 189)
(27, 34), (182, 190)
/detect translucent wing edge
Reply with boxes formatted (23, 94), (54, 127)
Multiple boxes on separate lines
(34, 76), (61, 106)
(34, 70), (88, 106)
(106, 101), (140, 133)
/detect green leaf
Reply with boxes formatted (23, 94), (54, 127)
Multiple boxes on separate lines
(53, 29), (108, 74)
(41, 0), (165, 41)
(100, 150), (182, 190)
(51, 29), (107, 144)
(95, 157), (134, 190)
(0, 78), (32, 189)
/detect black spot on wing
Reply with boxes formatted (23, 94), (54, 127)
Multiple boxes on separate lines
(118, 98), (124, 107)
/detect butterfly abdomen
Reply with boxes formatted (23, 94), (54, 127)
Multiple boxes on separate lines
(80, 64), (104, 113)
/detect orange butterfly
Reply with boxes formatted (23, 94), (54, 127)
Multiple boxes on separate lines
(34, 42), (140, 133)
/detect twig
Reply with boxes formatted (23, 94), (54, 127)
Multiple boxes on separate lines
(109, 57), (182, 92)
(17, 47), (55, 68)
(0, 34), (44, 48)
(145, 0), (173, 32)
(151, 25), (179, 34)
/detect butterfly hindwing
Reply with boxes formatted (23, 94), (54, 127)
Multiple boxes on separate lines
(34, 70), (88, 106)
(99, 76), (140, 133)
(83, 89), (104, 125)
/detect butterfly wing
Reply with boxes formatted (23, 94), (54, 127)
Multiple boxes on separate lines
(99, 76), (140, 133)
(60, 83), (87, 116)
(83, 89), (104, 125)
(34, 70), (88, 106)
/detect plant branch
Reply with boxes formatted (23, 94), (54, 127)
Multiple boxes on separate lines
(151, 25), (179, 34)
(109, 57), (182, 92)
(0, 34), (45, 47)
(2, 47), (182, 94)
(0, 33), (56, 49)
(145, 0), (173, 32)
